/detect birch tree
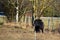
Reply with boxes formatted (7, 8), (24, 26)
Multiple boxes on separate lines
(0, 0), (32, 22)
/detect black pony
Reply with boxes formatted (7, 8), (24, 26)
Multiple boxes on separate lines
(33, 19), (44, 33)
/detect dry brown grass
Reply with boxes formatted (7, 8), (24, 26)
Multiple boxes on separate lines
(0, 25), (60, 40)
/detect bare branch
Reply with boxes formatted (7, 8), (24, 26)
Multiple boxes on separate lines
(39, 0), (55, 17)
(20, 0), (24, 9)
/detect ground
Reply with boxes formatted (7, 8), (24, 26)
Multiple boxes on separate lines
(0, 25), (60, 40)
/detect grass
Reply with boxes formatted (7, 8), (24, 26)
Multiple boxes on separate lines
(0, 16), (6, 25)
(0, 26), (60, 40)
(0, 17), (4, 25)
(0, 17), (60, 40)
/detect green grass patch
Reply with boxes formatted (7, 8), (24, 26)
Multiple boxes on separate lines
(0, 17), (4, 25)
